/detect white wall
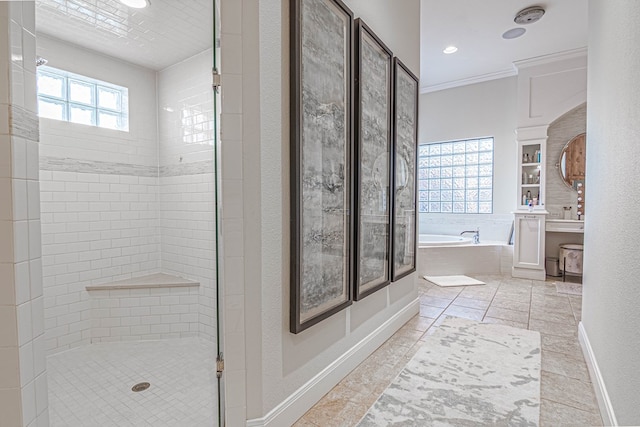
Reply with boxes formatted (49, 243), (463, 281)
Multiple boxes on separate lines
(514, 49), (588, 130)
(0, 2), (49, 425)
(37, 36), (159, 166)
(88, 285), (201, 341)
(418, 77), (518, 242)
(582, 1), (640, 424)
(158, 49), (217, 341)
(219, 0), (249, 423)
(37, 37), (161, 353)
(38, 38), (217, 351)
(233, 0), (421, 423)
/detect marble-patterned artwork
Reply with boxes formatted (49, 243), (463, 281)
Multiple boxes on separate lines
(293, 0), (352, 328)
(358, 316), (541, 426)
(356, 22), (392, 297)
(392, 61), (418, 280)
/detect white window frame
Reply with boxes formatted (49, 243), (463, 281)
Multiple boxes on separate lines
(37, 65), (129, 132)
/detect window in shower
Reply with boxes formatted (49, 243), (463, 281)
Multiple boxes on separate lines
(418, 137), (494, 214)
(37, 66), (129, 131)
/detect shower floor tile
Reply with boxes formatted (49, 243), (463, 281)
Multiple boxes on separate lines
(47, 337), (218, 427)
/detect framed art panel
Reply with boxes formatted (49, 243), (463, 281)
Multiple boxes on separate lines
(290, 0), (354, 333)
(353, 19), (393, 301)
(391, 58), (419, 281)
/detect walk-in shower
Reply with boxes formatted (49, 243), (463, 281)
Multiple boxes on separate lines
(34, 0), (221, 424)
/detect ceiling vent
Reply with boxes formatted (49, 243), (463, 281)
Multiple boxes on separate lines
(514, 6), (545, 25)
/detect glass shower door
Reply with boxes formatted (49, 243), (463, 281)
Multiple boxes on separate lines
(213, 0), (225, 425)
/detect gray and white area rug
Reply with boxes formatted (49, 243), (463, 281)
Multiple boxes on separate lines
(555, 281), (582, 296)
(358, 316), (541, 426)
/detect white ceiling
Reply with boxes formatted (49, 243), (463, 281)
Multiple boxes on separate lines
(34, 0), (587, 92)
(35, 0), (213, 71)
(420, 0), (589, 93)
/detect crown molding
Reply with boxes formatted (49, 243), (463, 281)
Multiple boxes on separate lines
(421, 47), (589, 95)
(513, 47), (588, 70)
(420, 67), (517, 94)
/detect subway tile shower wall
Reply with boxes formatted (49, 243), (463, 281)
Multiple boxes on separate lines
(88, 286), (200, 342)
(38, 37), (217, 353)
(39, 170), (161, 352)
(1, 2), (50, 425)
(159, 173), (216, 339)
(37, 37), (161, 354)
(158, 50), (216, 341)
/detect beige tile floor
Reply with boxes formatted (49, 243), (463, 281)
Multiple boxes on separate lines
(295, 274), (603, 427)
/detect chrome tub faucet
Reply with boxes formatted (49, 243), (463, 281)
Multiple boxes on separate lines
(460, 228), (480, 244)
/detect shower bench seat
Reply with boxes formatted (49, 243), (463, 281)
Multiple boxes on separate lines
(85, 272), (199, 291)
(84, 273), (202, 342)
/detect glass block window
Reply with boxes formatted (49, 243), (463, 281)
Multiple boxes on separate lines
(418, 137), (494, 214)
(37, 66), (129, 131)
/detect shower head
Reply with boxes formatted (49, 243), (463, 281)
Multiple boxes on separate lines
(36, 57), (48, 67)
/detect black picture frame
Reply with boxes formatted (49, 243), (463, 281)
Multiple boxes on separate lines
(290, 0), (354, 333)
(391, 58), (419, 281)
(353, 19), (393, 301)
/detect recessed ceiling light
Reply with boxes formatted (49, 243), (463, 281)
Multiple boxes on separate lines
(119, 0), (149, 8)
(502, 27), (526, 40)
(443, 46), (458, 54)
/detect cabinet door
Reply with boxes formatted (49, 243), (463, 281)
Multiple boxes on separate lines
(514, 215), (544, 269)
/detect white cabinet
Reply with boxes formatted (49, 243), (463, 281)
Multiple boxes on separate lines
(512, 211), (548, 280)
(518, 140), (545, 208)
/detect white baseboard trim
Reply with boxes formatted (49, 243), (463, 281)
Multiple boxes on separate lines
(246, 297), (420, 427)
(511, 266), (546, 281)
(578, 321), (618, 426)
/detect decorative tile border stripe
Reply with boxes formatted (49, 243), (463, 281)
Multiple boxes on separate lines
(40, 156), (214, 177)
(160, 160), (213, 177)
(40, 156), (158, 177)
(10, 105), (39, 141)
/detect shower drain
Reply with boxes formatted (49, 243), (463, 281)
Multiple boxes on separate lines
(131, 382), (151, 392)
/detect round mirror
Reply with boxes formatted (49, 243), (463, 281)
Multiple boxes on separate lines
(558, 133), (586, 191)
